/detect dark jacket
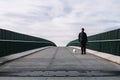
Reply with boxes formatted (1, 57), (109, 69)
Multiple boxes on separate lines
(78, 32), (88, 43)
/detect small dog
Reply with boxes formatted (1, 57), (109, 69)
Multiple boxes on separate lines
(73, 49), (76, 54)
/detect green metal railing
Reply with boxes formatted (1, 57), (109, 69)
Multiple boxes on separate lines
(0, 29), (56, 57)
(67, 29), (120, 56)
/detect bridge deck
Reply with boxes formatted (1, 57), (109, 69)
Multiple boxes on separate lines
(0, 47), (120, 79)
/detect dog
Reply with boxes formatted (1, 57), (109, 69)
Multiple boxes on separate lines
(73, 49), (76, 54)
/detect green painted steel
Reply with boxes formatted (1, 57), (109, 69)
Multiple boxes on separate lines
(0, 29), (56, 57)
(67, 29), (120, 56)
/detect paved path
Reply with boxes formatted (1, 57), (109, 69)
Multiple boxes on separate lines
(0, 47), (120, 80)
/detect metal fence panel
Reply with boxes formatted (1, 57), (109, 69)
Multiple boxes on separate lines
(0, 29), (56, 57)
(67, 29), (120, 56)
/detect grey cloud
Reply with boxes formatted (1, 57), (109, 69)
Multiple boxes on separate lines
(104, 26), (120, 32)
(61, 0), (72, 14)
(1, 0), (120, 46)
(4, 8), (52, 23)
(9, 14), (48, 21)
(97, 20), (120, 24)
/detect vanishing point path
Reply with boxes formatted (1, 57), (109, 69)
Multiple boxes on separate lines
(0, 47), (120, 80)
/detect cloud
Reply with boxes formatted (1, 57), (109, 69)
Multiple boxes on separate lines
(0, 0), (120, 46)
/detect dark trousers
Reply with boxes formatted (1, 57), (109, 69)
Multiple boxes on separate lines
(81, 42), (86, 54)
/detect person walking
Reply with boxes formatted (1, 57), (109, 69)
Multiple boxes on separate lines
(78, 28), (88, 55)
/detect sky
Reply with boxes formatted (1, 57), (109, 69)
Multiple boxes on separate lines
(0, 0), (120, 46)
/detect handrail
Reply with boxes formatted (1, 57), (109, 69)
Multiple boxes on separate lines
(88, 39), (120, 42)
(0, 39), (52, 43)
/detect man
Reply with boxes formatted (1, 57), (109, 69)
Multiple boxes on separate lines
(78, 28), (88, 55)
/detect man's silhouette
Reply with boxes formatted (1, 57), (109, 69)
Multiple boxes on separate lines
(78, 28), (88, 55)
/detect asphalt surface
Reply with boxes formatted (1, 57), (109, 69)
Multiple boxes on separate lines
(0, 47), (120, 80)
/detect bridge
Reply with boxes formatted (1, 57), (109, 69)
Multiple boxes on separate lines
(0, 29), (120, 80)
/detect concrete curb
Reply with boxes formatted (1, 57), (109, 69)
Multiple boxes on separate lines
(69, 46), (120, 65)
(0, 46), (52, 65)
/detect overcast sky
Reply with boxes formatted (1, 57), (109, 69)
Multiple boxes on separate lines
(0, 0), (120, 46)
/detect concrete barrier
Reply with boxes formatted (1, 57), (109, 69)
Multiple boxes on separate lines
(69, 46), (120, 65)
(0, 46), (52, 65)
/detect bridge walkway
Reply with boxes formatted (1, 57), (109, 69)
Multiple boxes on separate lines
(0, 47), (120, 80)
